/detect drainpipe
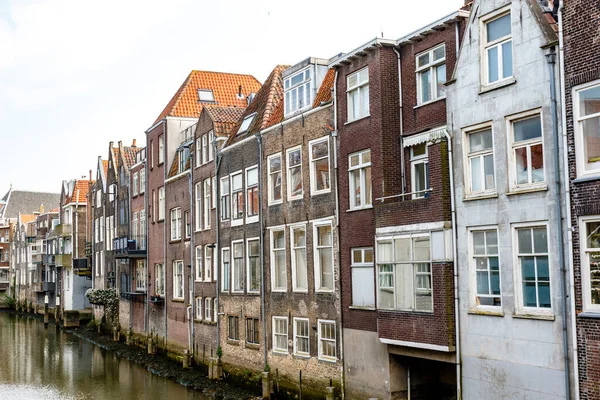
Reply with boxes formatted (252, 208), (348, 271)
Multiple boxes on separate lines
(189, 151), (195, 356)
(442, 130), (461, 399)
(75, 193), (79, 258)
(393, 47), (407, 193)
(256, 132), (267, 371)
(164, 127), (168, 351)
(215, 141), (223, 349)
(144, 158), (149, 334)
(557, 0), (579, 396)
(546, 47), (571, 400)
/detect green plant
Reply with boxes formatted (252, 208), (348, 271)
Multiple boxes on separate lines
(86, 288), (119, 328)
(3, 294), (15, 309)
(264, 363), (271, 373)
(216, 345), (223, 360)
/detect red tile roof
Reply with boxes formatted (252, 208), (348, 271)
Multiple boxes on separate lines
(203, 105), (247, 137)
(102, 160), (109, 178)
(313, 68), (335, 107)
(65, 180), (92, 204)
(153, 70), (262, 125)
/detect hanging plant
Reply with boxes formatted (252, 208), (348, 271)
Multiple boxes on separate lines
(86, 288), (119, 327)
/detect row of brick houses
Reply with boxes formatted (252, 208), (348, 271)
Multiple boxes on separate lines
(7, 0), (600, 398)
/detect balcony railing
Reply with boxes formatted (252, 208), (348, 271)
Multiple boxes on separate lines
(55, 224), (72, 236)
(42, 281), (56, 292)
(113, 236), (146, 258)
(56, 254), (72, 267)
(0, 282), (8, 291)
(73, 258), (91, 277)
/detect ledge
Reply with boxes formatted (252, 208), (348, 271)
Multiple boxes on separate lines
(346, 205), (373, 213)
(513, 312), (555, 321)
(171, 299), (184, 303)
(506, 184), (548, 196)
(468, 308), (504, 317)
(226, 339), (240, 346)
(245, 342), (260, 350)
(577, 312), (600, 319)
(349, 306), (376, 311)
(413, 97), (445, 110)
(573, 175), (600, 184)
(479, 77), (517, 95)
(463, 193), (499, 202)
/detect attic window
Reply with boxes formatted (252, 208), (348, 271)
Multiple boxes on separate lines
(198, 89), (215, 102)
(284, 67), (312, 116)
(238, 113), (257, 135)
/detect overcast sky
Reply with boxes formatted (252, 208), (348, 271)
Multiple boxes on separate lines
(0, 0), (464, 194)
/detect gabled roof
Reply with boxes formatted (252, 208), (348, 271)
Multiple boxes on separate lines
(102, 160), (109, 178)
(203, 105), (247, 137)
(153, 70), (262, 125)
(119, 140), (141, 170)
(226, 65), (289, 146)
(64, 179), (92, 205)
(0, 188), (60, 219)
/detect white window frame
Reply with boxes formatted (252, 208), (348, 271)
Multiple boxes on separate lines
(290, 224), (308, 293)
(317, 319), (336, 362)
(205, 297), (212, 321)
(272, 316), (289, 354)
(270, 228), (287, 292)
(579, 216), (600, 312)
(170, 207), (181, 240)
(246, 317), (260, 345)
(415, 43), (446, 105)
(350, 247), (375, 309)
(573, 80), (600, 178)
(195, 297), (202, 320)
(133, 172), (139, 196)
(238, 113), (256, 135)
(139, 168), (145, 194)
(198, 89), (215, 102)
(284, 66), (312, 116)
(232, 240), (244, 293)
(204, 245), (212, 282)
(246, 238), (260, 293)
(267, 153), (283, 205)
(410, 143), (429, 199)
(293, 317), (310, 357)
(221, 247), (230, 292)
(506, 109), (545, 190)
(286, 146), (303, 201)
(203, 178), (211, 229)
(313, 220), (334, 292)
(220, 177), (230, 221)
(195, 245), (203, 281)
(346, 67), (369, 122)
(463, 122), (496, 196)
(135, 260), (146, 291)
(184, 211), (191, 239)
(481, 7), (513, 86)
(246, 165), (259, 223)
(195, 138), (202, 168)
(173, 260), (184, 300)
(231, 171), (244, 227)
(309, 137), (331, 195)
(158, 187), (165, 221)
(468, 226), (501, 310)
(195, 182), (202, 231)
(202, 134), (209, 165)
(348, 149), (372, 210)
(155, 263), (165, 297)
(158, 134), (164, 165)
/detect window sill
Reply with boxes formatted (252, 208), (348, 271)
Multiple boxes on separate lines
(287, 196), (304, 203)
(463, 192), (498, 202)
(345, 114), (371, 126)
(272, 350), (289, 356)
(513, 311), (555, 321)
(292, 289), (309, 294)
(479, 77), (517, 94)
(169, 239), (182, 244)
(272, 289), (287, 293)
(316, 289), (335, 294)
(311, 189), (332, 197)
(346, 205), (373, 213)
(318, 356), (337, 363)
(245, 342), (260, 350)
(506, 184), (548, 196)
(573, 175), (600, 184)
(468, 307), (504, 317)
(414, 97), (446, 109)
(378, 308), (434, 315)
(172, 298), (185, 303)
(226, 339), (240, 346)
(577, 312), (600, 319)
(268, 201), (283, 207)
(349, 306), (376, 311)
(203, 320), (216, 326)
(246, 217), (259, 224)
(293, 353), (310, 359)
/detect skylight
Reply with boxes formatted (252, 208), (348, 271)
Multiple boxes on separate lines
(238, 113), (257, 134)
(198, 89), (215, 102)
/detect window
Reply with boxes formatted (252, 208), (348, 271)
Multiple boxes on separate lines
(291, 226), (307, 292)
(204, 178), (211, 229)
(152, 190), (156, 222)
(205, 298), (212, 321)
(318, 320), (336, 361)
(509, 113), (544, 188)
(287, 147), (303, 200)
(139, 210), (146, 250)
(151, 140), (154, 169)
(140, 168), (145, 193)
(178, 148), (189, 173)
(212, 176), (216, 209)
(136, 261), (146, 291)
(309, 138), (330, 194)
(314, 223), (334, 291)
(132, 212), (138, 247)
(416, 44), (446, 104)
(233, 241), (244, 292)
(483, 11), (512, 85)
(204, 245), (213, 282)
(220, 177), (230, 220)
(170, 208), (181, 240)
(273, 317), (288, 354)
(231, 172), (244, 222)
(195, 297), (202, 319)
(574, 82), (600, 176)
(348, 150), (372, 209)
(155, 263), (164, 296)
(228, 316), (239, 340)
(351, 247), (375, 308)
(133, 172), (139, 196)
(515, 225), (550, 309)
(213, 299), (218, 322)
(208, 131), (215, 162)
(271, 229), (286, 291)
(410, 143), (429, 199)
(198, 89), (215, 102)
(377, 235), (432, 312)
(293, 318), (309, 357)
(246, 318), (260, 345)
(246, 166), (259, 219)
(222, 248), (230, 292)
(195, 246), (203, 281)
(96, 190), (101, 208)
(247, 239), (260, 293)
(158, 187), (165, 220)
(580, 218), (600, 311)
(195, 138), (202, 167)
(195, 182), (202, 230)
(201, 134), (208, 164)
(173, 260), (184, 299)
(285, 67), (312, 116)
(238, 113), (256, 134)
(268, 154), (282, 204)
(184, 211), (191, 238)
(347, 68), (369, 122)
(158, 135), (164, 164)
(470, 229), (500, 307)
(465, 127), (495, 194)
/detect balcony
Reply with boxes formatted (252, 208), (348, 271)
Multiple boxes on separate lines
(56, 254), (72, 267)
(120, 292), (146, 303)
(113, 236), (146, 259)
(42, 281), (56, 292)
(0, 282), (8, 291)
(32, 253), (43, 264)
(32, 283), (44, 293)
(73, 258), (91, 277)
(55, 224), (72, 237)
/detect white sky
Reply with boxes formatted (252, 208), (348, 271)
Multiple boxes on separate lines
(0, 0), (464, 194)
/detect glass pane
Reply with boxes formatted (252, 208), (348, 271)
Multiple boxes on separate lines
(473, 232), (485, 255)
(247, 167), (258, 185)
(365, 167), (372, 205)
(298, 86), (305, 109)
(270, 155), (281, 172)
(475, 257), (488, 271)
(583, 117), (600, 165)
(363, 151), (371, 164)
(490, 271), (501, 295)
(433, 45), (445, 61)
(291, 73), (303, 86)
(487, 231), (498, 254)
(320, 248), (333, 289)
(515, 147), (529, 184)
(294, 229), (306, 247)
(358, 68), (369, 84)
(352, 249), (362, 264)
(489, 257), (499, 272)
(484, 154), (495, 190)
(276, 251), (286, 287)
(521, 256), (536, 280)
(289, 149), (301, 166)
(349, 154), (359, 168)
(436, 64), (446, 97)
(395, 238), (411, 261)
(347, 74), (357, 88)
(587, 221), (600, 248)
(396, 264), (413, 309)
(290, 167), (302, 196)
(232, 174), (242, 190)
(414, 163), (426, 193)
(488, 46), (499, 83)
(487, 14), (511, 42)
(514, 116), (542, 142)
(312, 141), (329, 158)
(420, 70), (431, 103)
(533, 228), (548, 253)
(502, 41), (513, 79)
(378, 242), (393, 262)
(413, 237), (430, 261)
(523, 282), (537, 307)
(580, 85), (600, 117)
(418, 53), (430, 68)
(590, 253), (600, 304)
(537, 256), (549, 281)
(318, 226), (332, 246)
(360, 86), (369, 117)
(538, 282), (551, 308)
(470, 157), (482, 192)
(351, 170), (361, 207)
(469, 129), (493, 152)
(364, 248), (373, 263)
(314, 158), (330, 190)
(274, 231), (285, 248)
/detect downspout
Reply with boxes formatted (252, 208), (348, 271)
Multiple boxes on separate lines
(256, 132), (267, 370)
(546, 47), (571, 400)
(215, 141), (223, 349)
(393, 47), (406, 193)
(442, 129), (461, 399)
(75, 192), (79, 258)
(558, 0), (579, 396)
(144, 158), (149, 334)
(189, 154), (195, 355)
(164, 127), (168, 350)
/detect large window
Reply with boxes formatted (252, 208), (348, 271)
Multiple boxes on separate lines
(228, 316), (239, 340)
(246, 318), (260, 345)
(204, 245), (213, 282)
(247, 239), (260, 293)
(574, 82), (600, 176)
(204, 178), (211, 229)
(287, 147), (303, 200)
(318, 320), (336, 361)
(293, 318), (309, 357)
(155, 263), (164, 297)
(273, 317), (288, 354)
(221, 248), (230, 292)
(246, 166), (259, 219)
(509, 113), (544, 188)
(580, 218), (600, 311)
(483, 11), (512, 85)
(173, 260), (184, 299)
(233, 241), (244, 292)
(465, 127), (495, 194)
(285, 67), (312, 116)
(410, 143), (429, 199)
(170, 207), (181, 240)
(416, 44), (446, 104)
(309, 138), (330, 195)
(135, 260), (146, 291)
(195, 245), (203, 281)
(515, 225), (550, 309)
(220, 177), (230, 220)
(291, 226), (308, 292)
(268, 154), (282, 205)
(351, 247), (375, 308)
(377, 235), (432, 312)
(348, 150), (372, 210)
(347, 68), (369, 122)
(314, 223), (334, 292)
(470, 228), (500, 307)
(271, 229), (286, 291)
(158, 187), (165, 220)
(231, 172), (244, 222)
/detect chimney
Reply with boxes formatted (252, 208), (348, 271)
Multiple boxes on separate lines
(40, 204), (44, 214)
(132, 138), (137, 147)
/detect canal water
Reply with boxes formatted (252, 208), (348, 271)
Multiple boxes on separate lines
(0, 312), (212, 400)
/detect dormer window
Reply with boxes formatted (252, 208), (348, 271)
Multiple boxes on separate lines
(238, 113), (257, 135)
(178, 147), (189, 174)
(198, 89), (215, 102)
(284, 68), (312, 116)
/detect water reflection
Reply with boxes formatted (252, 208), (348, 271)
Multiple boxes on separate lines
(0, 313), (212, 400)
